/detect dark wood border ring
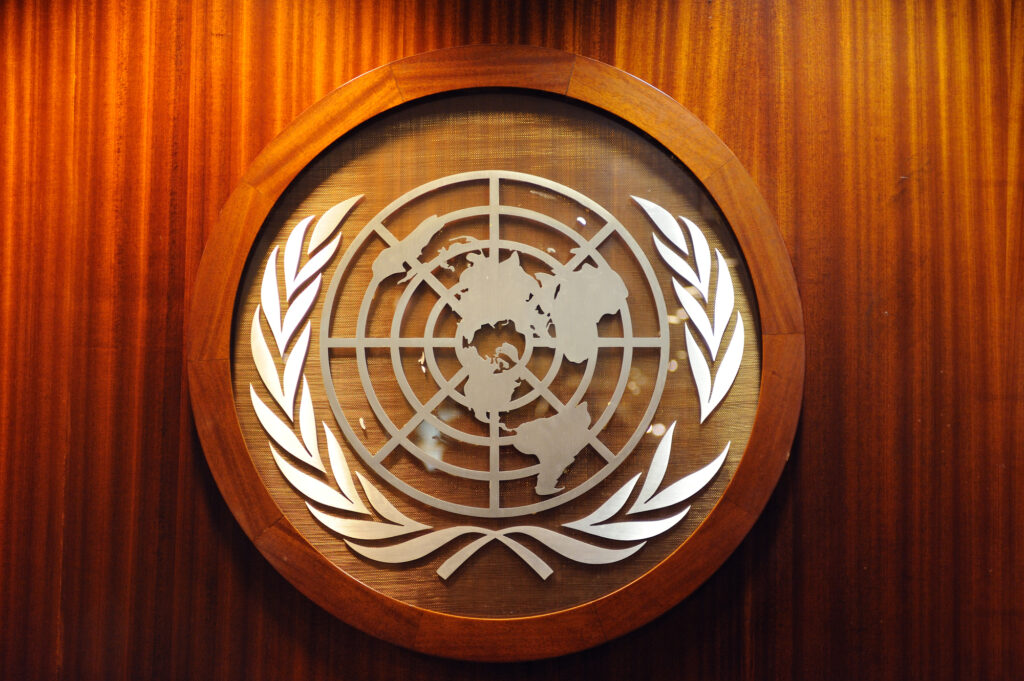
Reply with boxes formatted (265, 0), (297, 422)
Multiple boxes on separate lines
(187, 44), (804, 662)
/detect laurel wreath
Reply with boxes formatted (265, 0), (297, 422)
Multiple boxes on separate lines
(249, 196), (744, 580)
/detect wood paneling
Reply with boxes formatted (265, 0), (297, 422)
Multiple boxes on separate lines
(1, 0), (1020, 679)
(0, 3), (75, 679)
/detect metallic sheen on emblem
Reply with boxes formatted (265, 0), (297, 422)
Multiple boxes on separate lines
(320, 171), (671, 518)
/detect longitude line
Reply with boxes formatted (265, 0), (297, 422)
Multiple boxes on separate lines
(373, 369), (466, 462)
(489, 175), (500, 261)
(489, 413), (500, 509)
(519, 371), (616, 463)
(565, 220), (617, 269)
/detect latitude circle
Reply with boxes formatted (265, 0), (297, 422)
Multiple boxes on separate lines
(450, 316), (537, 399)
(322, 171), (669, 517)
(416, 285), (568, 456)
(408, 235), (598, 416)
(382, 201), (621, 419)
(384, 237), (613, 471)
(379, 227), (587, 452)
(363, 190), (649, 433)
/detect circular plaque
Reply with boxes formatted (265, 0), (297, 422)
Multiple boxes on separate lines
(188, 45), (803, 661)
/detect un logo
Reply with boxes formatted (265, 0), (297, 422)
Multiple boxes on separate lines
(320, 171), (671, 518)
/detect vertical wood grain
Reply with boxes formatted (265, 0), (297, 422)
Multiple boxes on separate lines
(0, 0), (1021, 679)
(61, 2), (190, 677)
(0, 2), (76, 679)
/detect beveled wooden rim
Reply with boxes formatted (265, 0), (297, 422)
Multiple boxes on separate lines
(188, 45), (804, 662)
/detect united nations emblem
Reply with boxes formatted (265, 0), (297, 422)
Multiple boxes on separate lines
(190, 46), (802, 660)
(250, 168), (744, 579)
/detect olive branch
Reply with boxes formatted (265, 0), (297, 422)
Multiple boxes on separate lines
(250, 195), (742, 580)
(633, 197), (744, 422)
(249, 196), (415, 526)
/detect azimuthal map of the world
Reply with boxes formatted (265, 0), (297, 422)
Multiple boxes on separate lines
(321, 171), (671, 517)
(231, 92), (762, 617)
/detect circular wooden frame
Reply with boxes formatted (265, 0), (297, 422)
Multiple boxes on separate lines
(188, 45), (804, 662)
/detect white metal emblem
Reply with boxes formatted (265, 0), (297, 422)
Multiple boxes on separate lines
(249, 171), (743, 579)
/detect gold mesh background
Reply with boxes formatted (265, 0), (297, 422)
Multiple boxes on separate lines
(231, 92), (762, 618)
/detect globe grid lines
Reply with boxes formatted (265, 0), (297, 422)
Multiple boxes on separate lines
(368, 215), (631, 480)
(376, 194), (634, 463)
(399, 237), (567, 419)
(319, 171), (671, 518)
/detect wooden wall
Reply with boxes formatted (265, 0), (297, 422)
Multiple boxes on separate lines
(1, 1), (1020, 679)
